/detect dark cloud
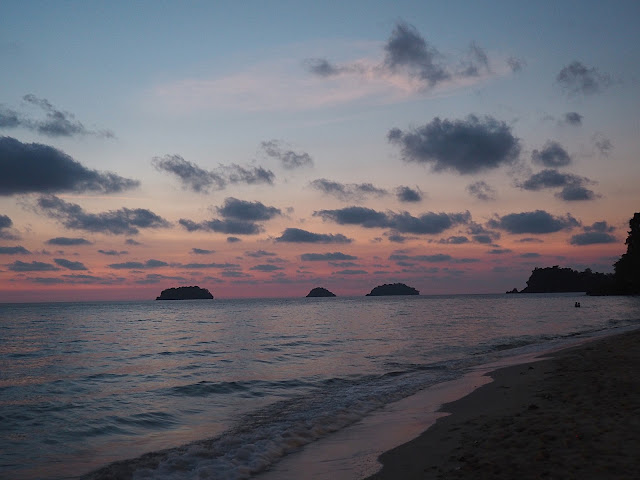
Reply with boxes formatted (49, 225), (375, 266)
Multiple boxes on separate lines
(245, 250), (277, 258)
(108, 259), (169, 270)
(261, 140), (314, 170)
(314, 207), (470, 235)
(135, 273), (188, 285)
(517, 237), (544, 243)
(191, 248), (214, 255)
(520, 252), (541, 258)
(8, 260), (59, 272)
(439, 236), (469, 244)
(488, 210), (580, 234)
(570, 232), (617, 245)
(388, 115), (520, 174)
(305, 58), (343, 77)
(125, 238), (142, 246)
(531, 141), (572, 167)
(563, 112), (583, 126)
(556, 61), (611, 95)
(395, 186), (423, 203)
(507, 56), (525, 73)
(54, 258), (88, 271)
(0, 245), (30, 254)
(488, 248), (512, 255)
(181, 262), (239, 269)
(310, 178), (388, 201)
(467, 221), (501, 243)
(557, 184), (599, 201)
(249, 264), (284, 272)
(227, 237), (241, 243)
(37, 195), (170, 235)
(98, 249), (128, 256)
(300, 252), (357, 261)
(383, 21), (450, 87)
(390, 253), (452, 263)
(0, 94), (114, 138)
(388, 233), (409, 243)
(46, 237), (92, 246)
(179, 218), (261, 235)
(274, 228), (352, 244)
(0, 214), (18, 239)
(518, 169), (598, 201)
(333, 269), (368, 275)
(217, 197), (281, 221)
(466, 181), (496, 201)
(585, 221), (615, 233)
(0, 136), (139, 196)
(152, 154), (274, 193)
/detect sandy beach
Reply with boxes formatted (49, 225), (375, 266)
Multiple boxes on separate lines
(366, 328), (640, 479)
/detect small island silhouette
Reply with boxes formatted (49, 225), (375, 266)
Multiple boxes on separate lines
(156, 286), (214, 300)
(366, 283), (419, 296)
(306, 287), (336, 297)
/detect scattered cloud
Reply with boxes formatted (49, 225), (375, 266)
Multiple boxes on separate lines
(191, 248), (214, 255)
(310, 178), (388, 201)
(556, 61), (611, 95)
(274, 228), (352, 244)
(8, 260), (59, 272)
(152, 154), (274, 193)
(395, 186), (423, 203)
(245, 250), (277, 258)
(557, 184), (599, 201)
(249, 264), (284, 272)
(98, 249), (128, 256)
(37, 195), (170, 235)
(227, 236), (241, 243)
(438, 236), (469, 244)
(563, 112), (583, 126)
(592, 133), (613, 156)
(388, 115), (520, 174)
(0, 214), (18, 239)
(518, 169), (598, 201)
(333, 269), (368, 275)
(125, 238), (142, 246)
(181, 262), (239, 269)
(488, 210), (580, 234)
(46, 237), (92, 246)
(507, 56), (525, 73)
(217, 197), (282, 221)
(179, 218), (262, 235)
(570, 220), (617, 245)
(108, 259), (169, 270)
(531, 141), (571, 167)
(0, 136), (139, 196)
(0, 246), (30, 255)
(520, 252), (541, 258)
(261, 140), (314, 170)
(0, 94), (114, 138)
(300, 252), (357, 261)
(466, 181), (496, 201)
(54, 258), (88, 271)
(314, 206), (471, 235)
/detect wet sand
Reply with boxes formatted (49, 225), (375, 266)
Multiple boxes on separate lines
(366, 329), (640, 479)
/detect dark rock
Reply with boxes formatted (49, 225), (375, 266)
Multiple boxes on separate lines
(306, 287), (336, 297)
(156, 286), (213, 300)
(366, 283), (419, 296)
(506, 287), (519, 294)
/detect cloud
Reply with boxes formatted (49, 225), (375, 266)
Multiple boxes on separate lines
(439, 236), (469, 244)
(0, 136), (139, 196)
(245, 250), (277, 258)
(556, 61), (612, 95)
(563, 112), (583, 126)
(390, 253), (479, 264)
(557, 184), (599, 201)
(488, 210), (580, 234)
(37, 195), (170, 235)
(125, 238), (142, 246)
(261, 140), (314, 170)
(570, 232), (617, 245)
(388, 115), (520, 174)
(108, 259), (169, 270)
(507, 56), (525, 73)
(98, 249), (128, 256)
(304, 58), (344, 77)
(46, 237), (92, 246)
(314, 206), (470, 234)
(0, 245), (30, 254)
(0, 94), (114, 138)
(383, 22), (450, 87)
(135, 273), (188, 285)
(518, 169), (598, 201)
(467, 221), (501, 243)
(585, 221), (615, 233)
(274, 228), (352, 244)
(488, 248), (512, 255)
(180, 262), (239, 269)
(179, 197), (281, 236)
(592, 133), (613, 156)
(333, 269), (368, 275)
(0, 214), (18, 239)
(300, 252), (357, 261)
(249, 264), (284, 272)
(466, 181), (496, 201)
(227, 236), (241, 243)
(191, 248), (214, 255)
(310, 178), (388, 201)
(395, 186), (423, 203)
(152, 154), (274, 193)
(531, 141), (572, 167)
(54, 258), (88, 271)
(8, 260), (59, 272)
(520, 252), (541, 258)
(217, 197), (281, 221)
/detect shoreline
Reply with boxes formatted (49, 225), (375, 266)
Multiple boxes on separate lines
(365, 328), (640, 479)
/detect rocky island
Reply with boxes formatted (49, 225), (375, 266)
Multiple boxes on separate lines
(156, 286), (214, 300)
(366, 283), (419, 296)
(306, 287), (336, 297)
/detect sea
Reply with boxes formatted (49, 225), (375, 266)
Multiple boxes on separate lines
(1, 293), (639, 480)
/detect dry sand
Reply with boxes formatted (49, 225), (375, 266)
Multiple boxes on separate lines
(366, 329), (640, 479)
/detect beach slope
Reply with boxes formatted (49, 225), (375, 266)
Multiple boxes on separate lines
(367, 329), (640, 479)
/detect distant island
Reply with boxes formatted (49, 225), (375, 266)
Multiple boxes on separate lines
(306, 287), (336, 297)
(508, 212), (639, 296)
(156, 286), (214, 300)
(366, 283), (419, 296)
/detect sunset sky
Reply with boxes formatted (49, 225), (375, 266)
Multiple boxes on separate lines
(1, 1), (639, 302)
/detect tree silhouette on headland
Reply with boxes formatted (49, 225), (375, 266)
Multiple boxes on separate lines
(613, 212), (640, 294)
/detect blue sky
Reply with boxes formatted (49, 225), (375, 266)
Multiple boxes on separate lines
(1, 1), (639, 301)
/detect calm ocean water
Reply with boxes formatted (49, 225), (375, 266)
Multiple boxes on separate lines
(1, 293), (639, 479)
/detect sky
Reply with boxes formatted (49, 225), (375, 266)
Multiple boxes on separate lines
(1, 0), (639, 302)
